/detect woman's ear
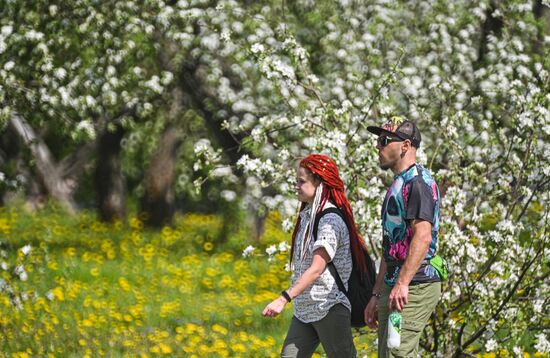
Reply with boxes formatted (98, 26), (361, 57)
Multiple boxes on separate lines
(313, 174), (322, 187)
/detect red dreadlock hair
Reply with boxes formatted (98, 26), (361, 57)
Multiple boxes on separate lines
(290, 154), (370, 275)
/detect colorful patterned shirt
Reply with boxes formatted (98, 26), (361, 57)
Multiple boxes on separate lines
(381, 163), (441, 286)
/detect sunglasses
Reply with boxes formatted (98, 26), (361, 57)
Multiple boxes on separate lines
(377, 135), (404, 147)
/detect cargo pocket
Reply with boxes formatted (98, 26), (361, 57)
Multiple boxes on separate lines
(389, 319), (425, 358)
(402, 319), (424, 333)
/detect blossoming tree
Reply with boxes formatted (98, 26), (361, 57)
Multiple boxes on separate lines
(0, 0), (549, 354)
(203, 0), (550, 355)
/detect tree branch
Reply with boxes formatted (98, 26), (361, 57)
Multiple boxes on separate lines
(453, 245), (543, 356)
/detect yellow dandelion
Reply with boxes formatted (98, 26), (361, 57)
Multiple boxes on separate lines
(205, 267), (219, 277)
(0, 218), (11, 234)
(231, 343), (246, 353)
(124, 314), (133, 322)
(203, 242), (214, 251)
(182, 345), (195, 354)
(82, 319), (93, 327)
(118, 277), (131, 292)
(129, 217), (143, 230)
(161, 226), (172, 237)
(106, 249), (116, 259)
(213, 339), (227, 349)
(212, 324), (228, 335)
(52, 287), (65, 301)
(14, 353), (31, 358)
(159, 343), (172, 354)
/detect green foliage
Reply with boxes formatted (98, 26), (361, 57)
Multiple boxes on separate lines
(0, 206), (305, 356)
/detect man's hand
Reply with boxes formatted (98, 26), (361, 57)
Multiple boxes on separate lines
(388, 282), (409, 311)
(262, 296), (288, 317)
(364, 297), (379, 329)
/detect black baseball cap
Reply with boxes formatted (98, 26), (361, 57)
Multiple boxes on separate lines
(367, 117), (422, 148)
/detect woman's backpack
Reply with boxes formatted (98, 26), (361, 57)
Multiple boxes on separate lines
(313, 208), (377, 328)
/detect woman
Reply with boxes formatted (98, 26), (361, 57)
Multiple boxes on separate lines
(262, 154), (370, 358)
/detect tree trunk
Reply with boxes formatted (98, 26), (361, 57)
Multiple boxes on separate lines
(8, 114), (77, 213)
(139, 85), (184, 227)
(533, 0), (549, 55)
(140, 123), (183, 227)
(476, 1), (503, 67)
(95, 124), (126, 221)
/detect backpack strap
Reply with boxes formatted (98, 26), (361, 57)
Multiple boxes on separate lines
(313, 208), (349, 296)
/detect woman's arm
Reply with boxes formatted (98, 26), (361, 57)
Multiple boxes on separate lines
(262, 248), (330, 317)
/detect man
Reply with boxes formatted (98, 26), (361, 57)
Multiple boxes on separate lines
(364, 117), (442, 357)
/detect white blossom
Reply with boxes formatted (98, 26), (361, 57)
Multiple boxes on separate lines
(265, 244), (277, 256)
(535, 334), (550, 353)
(76, 120), (96, 139)
(220, 190), (236, 202)
(3, 61), (14, 71)
(278, 241), (290, 252)
(1, 25), (13, 36)
(485, 338), (498, 351)
(14, 265), (27, 281)
(251, 43), (264, 54)
(242, 245), (255, 258)
(21, 245), (32, 255)
(144, 75), (164, 94)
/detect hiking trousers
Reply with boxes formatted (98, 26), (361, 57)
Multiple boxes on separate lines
(378, 282), (441, 358)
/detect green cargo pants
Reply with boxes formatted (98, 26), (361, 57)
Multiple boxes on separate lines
(378, 282), (441, 358)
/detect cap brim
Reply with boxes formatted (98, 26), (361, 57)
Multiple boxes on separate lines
(367, 126), (394, 137)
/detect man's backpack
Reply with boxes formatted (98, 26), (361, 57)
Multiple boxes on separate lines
(313, 207), (377, 328)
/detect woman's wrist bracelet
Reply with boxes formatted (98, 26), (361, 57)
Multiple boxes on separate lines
(372, 292), (381, 298)
(281, 290), (292, 303)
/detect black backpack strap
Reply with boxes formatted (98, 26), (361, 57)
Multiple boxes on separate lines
(313, 208), (349, 296)
(328, 261), (348, 295)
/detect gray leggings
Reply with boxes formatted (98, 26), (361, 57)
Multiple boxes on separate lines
(281, 304), (357, 358)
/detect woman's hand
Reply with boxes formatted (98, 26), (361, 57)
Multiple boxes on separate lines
(262, 296), (288, 317)
(262, 248), (329, 318)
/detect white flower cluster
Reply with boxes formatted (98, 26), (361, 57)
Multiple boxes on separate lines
(535, 333), (550, 353)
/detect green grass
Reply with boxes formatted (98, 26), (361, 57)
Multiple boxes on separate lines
(0, 205), (377, 357)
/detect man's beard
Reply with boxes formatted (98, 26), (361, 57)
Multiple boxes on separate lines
(379, 158), (392, 170)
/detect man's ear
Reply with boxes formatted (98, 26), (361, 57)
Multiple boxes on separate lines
(401, 139), (412, 154)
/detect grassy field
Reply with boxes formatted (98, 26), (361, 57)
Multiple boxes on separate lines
(0, 206), (377, 357)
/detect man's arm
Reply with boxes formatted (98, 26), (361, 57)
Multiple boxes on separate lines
(388, 219), (432, 311)
(364, 259), (387, 329)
